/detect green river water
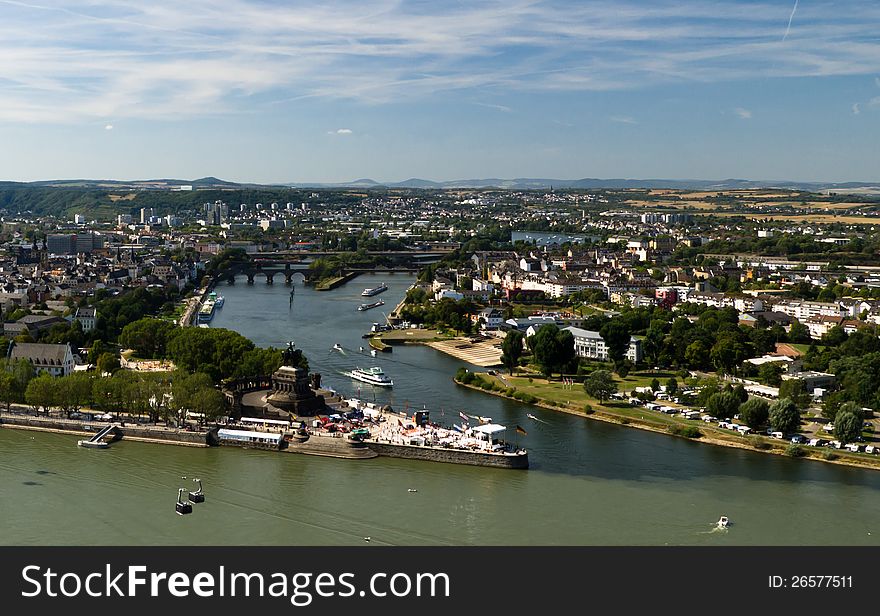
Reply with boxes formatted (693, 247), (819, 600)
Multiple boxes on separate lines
(2, 274), (879, 545)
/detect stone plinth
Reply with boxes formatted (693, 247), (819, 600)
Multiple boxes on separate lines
(266, 365), (325, 416)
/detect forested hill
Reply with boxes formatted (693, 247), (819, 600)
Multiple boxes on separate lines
(0, 186), (360, 220)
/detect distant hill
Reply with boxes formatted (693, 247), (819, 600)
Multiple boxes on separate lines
(285, 177), (880, 192)
(4, 176), (880, 193)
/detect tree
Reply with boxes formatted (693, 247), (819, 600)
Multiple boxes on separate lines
(170, 371), (215, 426)
(599, 321), (631, 366)
(769, 398), (801, 435)
(583, 369), (617, 402)
(739, 398), (770, 430)
(529, 325), (574, 377)
(706, 391), (740, 420)
(55, 372), (93, 418)
(788, 321), (811, 344)
(684, 340), (710, 370)
(25, 374), (56, 415)
(833, 411), (863, 444)
(666, 378), (678, 395)
(650, 377), (660, 392)
(778, 379), (810, 409)
(500, 330), (524, 376)
(757, 363), (784, 387)
(97, 353), (120, 376)
(119, 318), (176, 358)
(0, 371), (17, 412)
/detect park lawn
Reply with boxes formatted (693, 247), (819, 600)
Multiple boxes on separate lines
(618, 371), (681, 391)
(481, 373), (688, 429)
(379, 328), (454, 342)
(791, 343), (822, 354)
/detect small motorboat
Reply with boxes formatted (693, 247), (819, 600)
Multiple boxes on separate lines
(716, 516), (730, 529)
(188, 478), (205, 503)
(77, 439), (110, 449)
(370, 349), (377, 357)
(175, 488), (193, 515)
(359, 346), (364, 352)
(333, 343), (343, 351)
(407, 488), (418, 493)
(527, 413), (538, 421)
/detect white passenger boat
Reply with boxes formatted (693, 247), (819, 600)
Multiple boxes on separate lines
(344, 366), (394, 388)
(361, 283), (388, 297)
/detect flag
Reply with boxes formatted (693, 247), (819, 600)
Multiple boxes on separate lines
(516, 425), (527, 436)
(459, 411), (470, 422)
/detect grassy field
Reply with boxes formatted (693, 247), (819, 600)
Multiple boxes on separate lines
(696, 212), (880, 225)
(379, 328), (455, 342)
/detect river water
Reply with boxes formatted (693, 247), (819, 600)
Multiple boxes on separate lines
(2, 274), (879, 545)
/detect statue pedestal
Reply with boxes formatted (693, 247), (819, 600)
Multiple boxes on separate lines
(266, 366), (325, 416)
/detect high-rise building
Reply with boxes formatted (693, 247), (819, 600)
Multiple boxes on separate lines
(118, 214), (133, 226)
(140, 207), (154, 223)
(47, 234), (77, 255)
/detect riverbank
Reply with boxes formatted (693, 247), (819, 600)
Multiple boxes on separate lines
(315, 272), (359, 290)
(373, 329), (503, 366)
(454, 375), (880, 472)
(0, 413), (210, 447)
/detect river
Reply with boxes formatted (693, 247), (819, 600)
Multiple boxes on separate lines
(2, 273), (879, 545)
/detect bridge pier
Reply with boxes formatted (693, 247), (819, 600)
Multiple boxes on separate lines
(265, 272), (275, 285)
(246, 273), (255, 284)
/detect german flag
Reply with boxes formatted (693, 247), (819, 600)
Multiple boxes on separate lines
(515, 425), (527, 436)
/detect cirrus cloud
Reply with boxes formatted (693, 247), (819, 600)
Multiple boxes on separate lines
(0, 0), (879, 123)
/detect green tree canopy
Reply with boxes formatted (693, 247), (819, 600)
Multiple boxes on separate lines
(706, 391), (740, 420)
(500, 330), (525, 376)
(583, 369), (617, 402)
(769, 398), (801, 435)
(738, 398), (770, 430)
(833, 410), (863, 444)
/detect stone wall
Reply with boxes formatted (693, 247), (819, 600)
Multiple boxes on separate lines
(0, 415), (211, 447)
(366, 441), (528, 469)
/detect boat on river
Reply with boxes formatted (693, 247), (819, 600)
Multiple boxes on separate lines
(198, 298), (216, 323)
(358, 299), (385, 311)
(361, 283), (388, 297)
(717, 516), (730, 529)
(345, 366), (393, 388)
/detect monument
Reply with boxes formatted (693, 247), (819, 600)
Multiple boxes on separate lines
(266, 342), (326, 416)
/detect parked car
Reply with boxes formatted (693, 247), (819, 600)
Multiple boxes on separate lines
(790, 435), (807, 444)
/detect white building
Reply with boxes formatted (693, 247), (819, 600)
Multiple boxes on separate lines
(8, 342), (77, 377)
(562, 326), (643, 363)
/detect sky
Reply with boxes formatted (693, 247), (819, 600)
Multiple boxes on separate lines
(0, 0), (878, 183)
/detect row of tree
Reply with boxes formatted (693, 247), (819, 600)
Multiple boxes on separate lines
(18, 370), (225, 425)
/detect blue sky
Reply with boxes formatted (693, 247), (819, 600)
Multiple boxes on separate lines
(0, 0), (878, 183)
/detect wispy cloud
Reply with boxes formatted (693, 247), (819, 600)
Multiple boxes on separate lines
(782, 0), (799, 42)
(104, 123), (114, 130)
(1, 0), (880, 123)
(852, 103), (861, 115)
(474, 102), (512, 113)
(610, 115), (637, 124)
(734, 107), (753, 119)
(329, 128), (353, 135)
